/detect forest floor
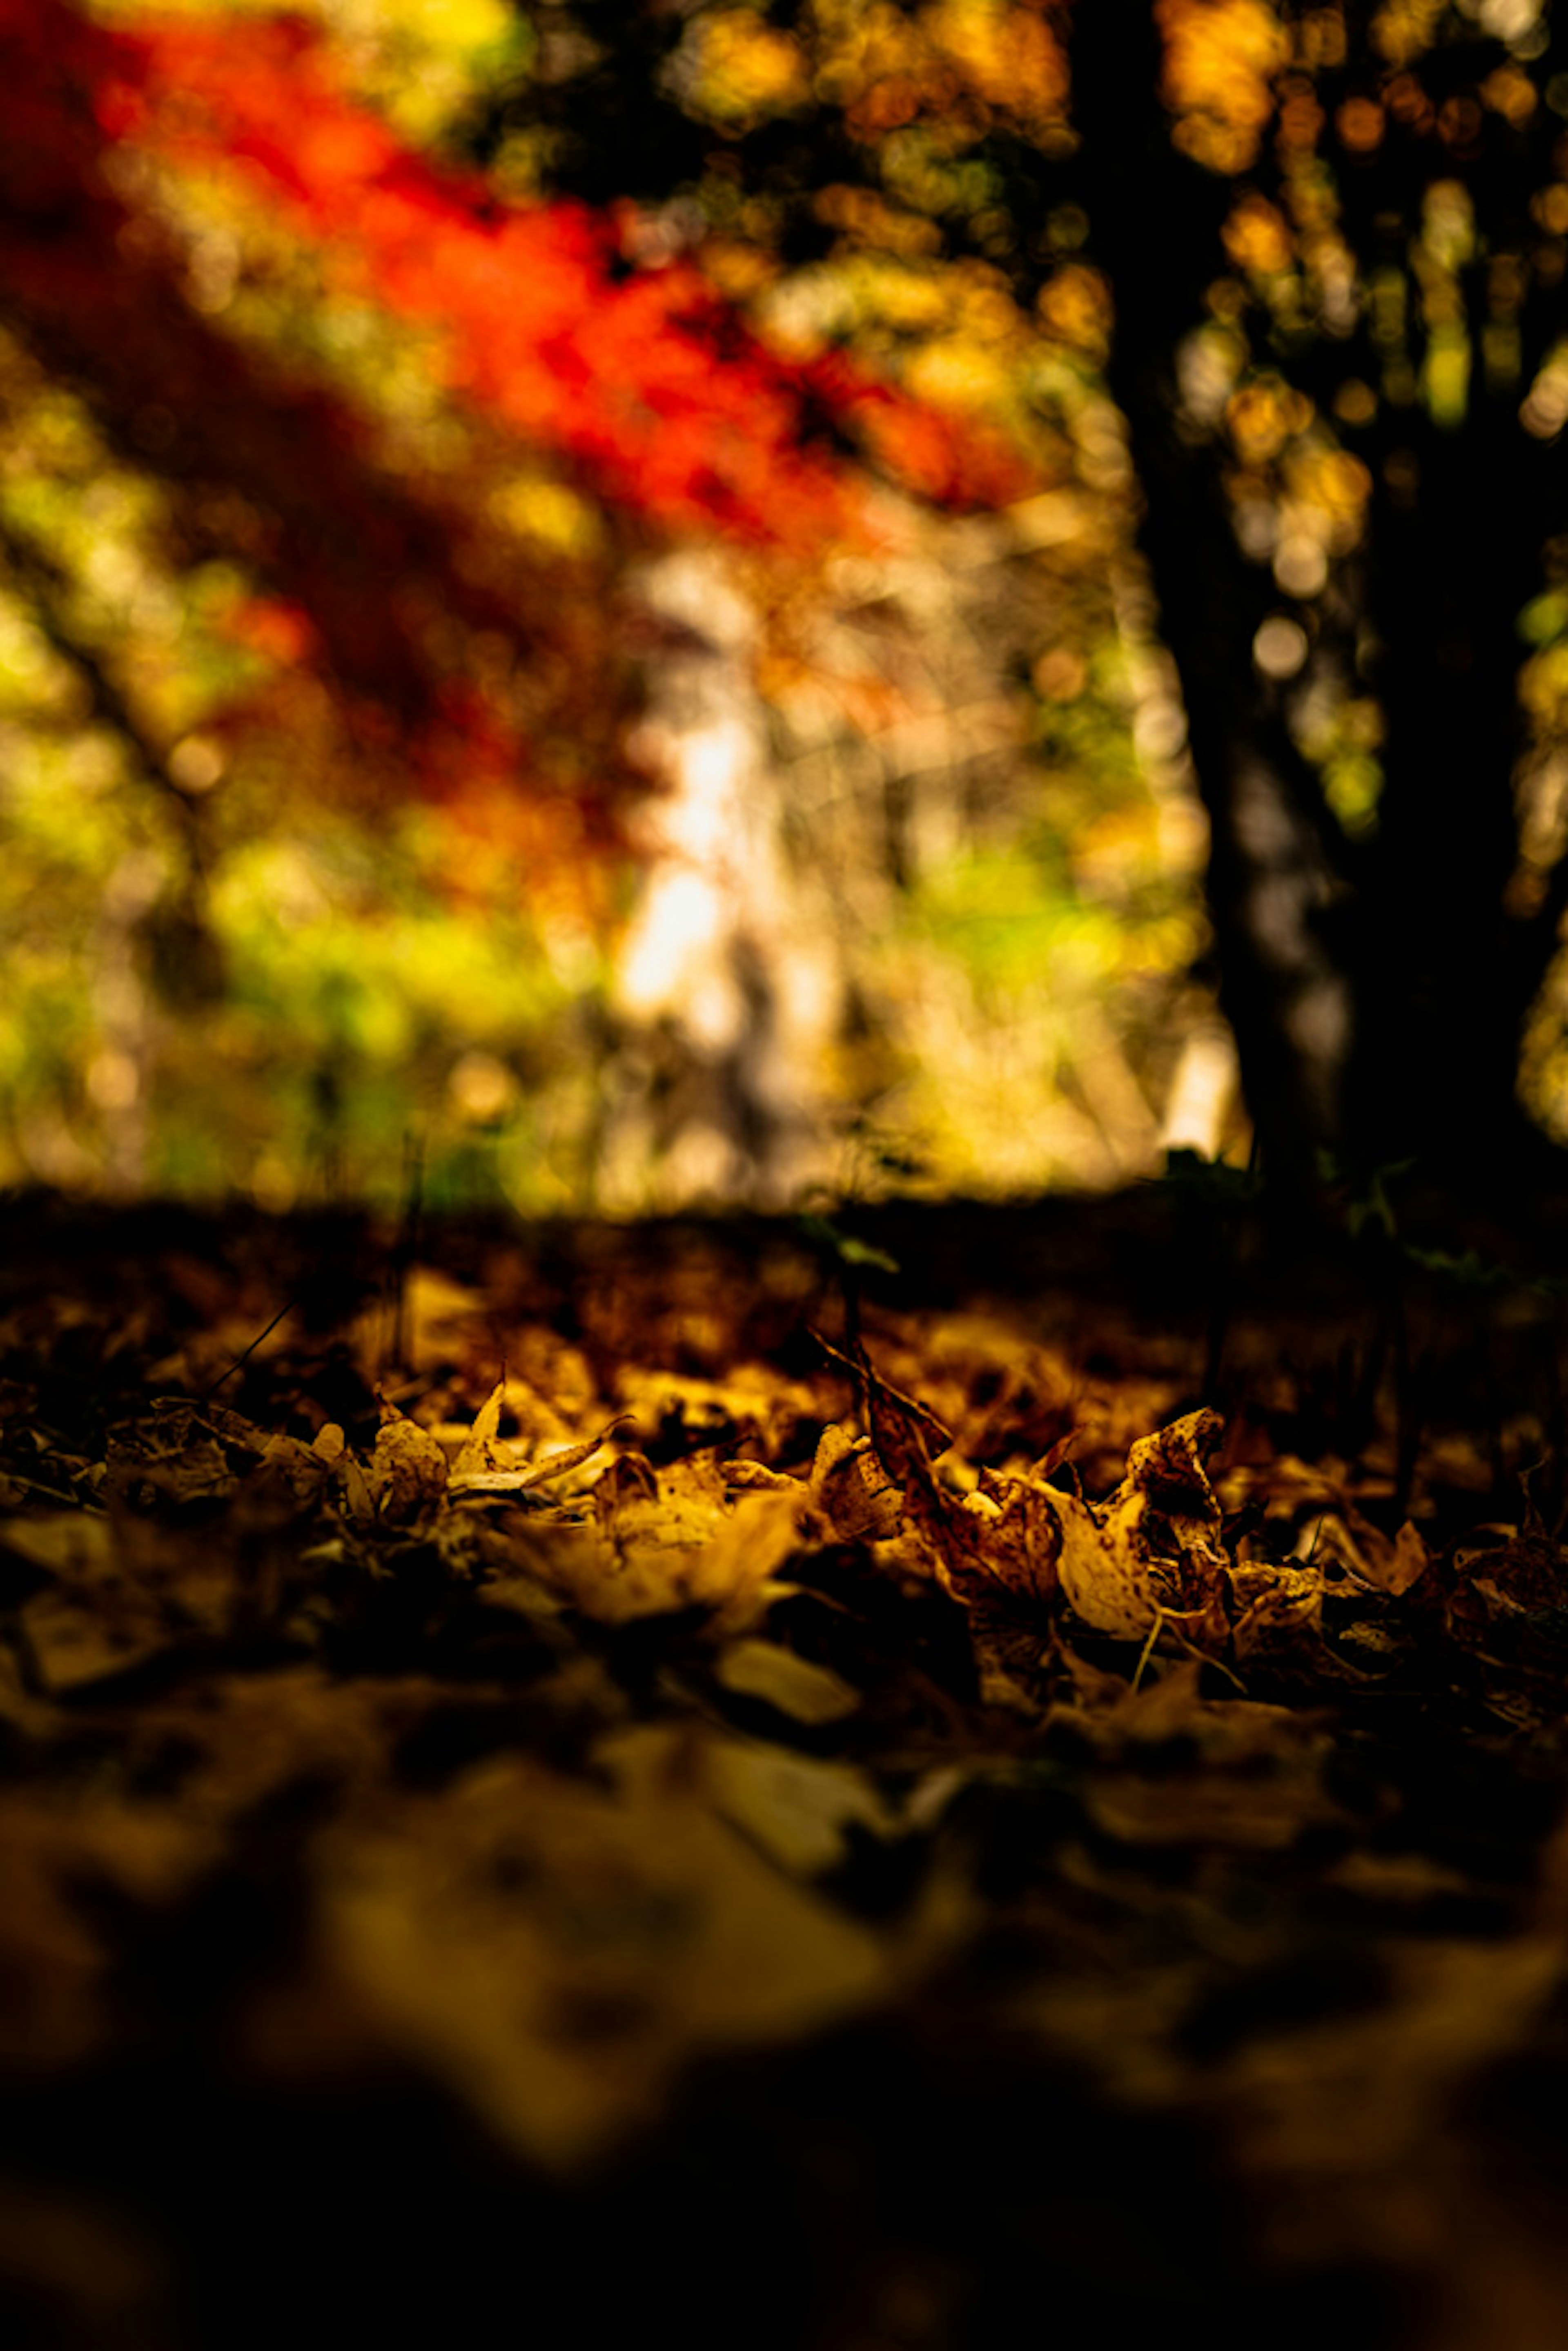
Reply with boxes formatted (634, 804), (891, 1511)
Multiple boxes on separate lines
(6, 1178), (1568, 2349)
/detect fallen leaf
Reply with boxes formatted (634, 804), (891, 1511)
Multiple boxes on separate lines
(369, 1391), (449, 1524)
(715, 1638), (860, 1724)
(317, 1724), (890, 2170)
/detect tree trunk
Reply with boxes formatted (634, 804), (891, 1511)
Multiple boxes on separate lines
(1068, 0), (1568, 1205)
(1068, 1), (1355, 1194)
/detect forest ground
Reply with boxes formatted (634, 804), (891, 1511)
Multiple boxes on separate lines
(5, 1178), (1568, 2349)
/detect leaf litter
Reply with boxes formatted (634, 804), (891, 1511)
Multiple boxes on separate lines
(4, 1200), (1568, 2344)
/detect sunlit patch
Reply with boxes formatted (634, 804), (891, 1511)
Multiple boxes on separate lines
(85, 1049), (140, 1111)
(169, 735), (225, 793)
(1273, 535), (1327, 598)
(448, 1050), (516, 1125)
(1222, 194), (1294, 279)
(1521, 348), (1568, 439)
(1226, 375), (1313, 466)
(1036, 263), (1113, 359)
(1253, 615), (1309, 679)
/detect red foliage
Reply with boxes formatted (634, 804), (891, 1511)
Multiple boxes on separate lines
(107, 6), (1036, 533)
(0, 0), (1037, 810)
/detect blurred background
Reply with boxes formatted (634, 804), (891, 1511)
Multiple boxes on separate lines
(4, 0), (1566, 1216)
(0, 0), (1242, 1214)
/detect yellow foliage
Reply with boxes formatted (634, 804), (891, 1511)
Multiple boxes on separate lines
(851, 258), (953, 333)
(811, 0), (1066, 142)
(1522, 642), (1568, 733)
(1222, 192), (1295, 278)
(905, 337), (1014, 410)
(920, 0), (1069, 131)
(1287, 443), (1372, 528)
(488, 477), (604, 560)
(1036, 262), (1113, 356)
(1158, 0), (1290, 174)
(1532, 185), (1568, 237)
(1370, 0), (1449, 68)
(809, 0), (936, 114)
(692, 11), (811, 125)
(814, 184), (945, 258)
(1225, 374), (1313, 465)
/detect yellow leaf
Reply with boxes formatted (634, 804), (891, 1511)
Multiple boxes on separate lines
(715, 1640), (860, 1725)
(369, 1392), (448, 1524)
(319, 1726), (888, 2170)
(450, 1377), (508, 1480)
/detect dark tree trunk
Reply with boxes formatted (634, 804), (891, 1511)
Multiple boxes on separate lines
(1345, 416), (1541, 1182)
(1319, 7), (1568, 1191)
(1069, 1), (1357, 1194)
(1068, 0), (1568, 1206)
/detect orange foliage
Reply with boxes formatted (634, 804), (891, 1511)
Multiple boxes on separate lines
(1157, 0), (1288, 174)
(102, 6), (1033, 540)
(0, 0), (1040, 829)
(922, 0), (1070, 135)
(1222, 192), (1295, 277)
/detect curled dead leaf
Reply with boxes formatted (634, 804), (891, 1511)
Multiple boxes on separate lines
(808, 1425), (902, 1542)
(369, 1392), (448, 1524)
(994, 1413), (1229, 1648)
(1041, 1479), (1157, 1638)
(254, 1432), (334, 1505)
(723, 1461), (798, 1493)
(1227, 1558), (1325, 1658)
(450, 1422), (627, 1496)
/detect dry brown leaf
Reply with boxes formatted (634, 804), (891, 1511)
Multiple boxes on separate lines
(450, 1415), (625, 1496)
(722, 1460), (798, 1493)
(1378, 1520), (1432, 1598)
(715, 1638), (860, 1724)
(1033, 1477), (1140, 1631)
(102, 1400), (263, 1511)
(808, 1424), (904, 1542)
(991, 1409), (1229, 1647)
(512, 1453), (804, 1630)
(1226, 1559), (1325, 1657)
(449, 1375), (508, 1479)
(704, 1738), (895, 1871)
(334, 1448), (376, 1521)
(316, 1724), (889, 2170)
(369, 1391), (449, 1524)
(7, 1510), (244, 1694)
(674, 1486), (806, 1632)
(254, 1432), (335, 1504)
(514, 1423), (628, 1491)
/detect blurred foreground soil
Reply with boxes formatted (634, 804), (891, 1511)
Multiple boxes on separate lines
(5, 1181), (1568, 2350)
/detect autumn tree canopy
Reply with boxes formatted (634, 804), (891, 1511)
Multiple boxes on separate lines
(2, 0), (1568, 1206)
(462, 0), (1568, 1192)
(0, 0), (1031, 812)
